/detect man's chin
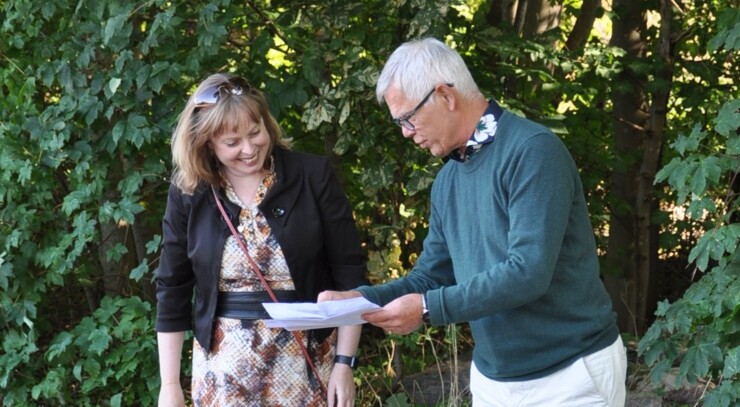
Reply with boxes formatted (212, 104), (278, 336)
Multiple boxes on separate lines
(429, 148), (447, 158)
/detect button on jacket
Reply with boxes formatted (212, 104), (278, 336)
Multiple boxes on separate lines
(155, 146), (368, 351)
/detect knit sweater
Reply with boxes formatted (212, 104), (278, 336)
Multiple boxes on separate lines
(357, 109), (618, 381)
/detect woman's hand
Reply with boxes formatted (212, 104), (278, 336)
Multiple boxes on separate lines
(158, 382), (186, 407)
(327, 363), (355, 407)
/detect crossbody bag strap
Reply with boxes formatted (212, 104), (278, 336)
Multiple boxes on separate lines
(211, 186), (328, 398)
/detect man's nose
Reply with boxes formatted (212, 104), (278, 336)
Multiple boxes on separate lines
(401, 126), (415, 138)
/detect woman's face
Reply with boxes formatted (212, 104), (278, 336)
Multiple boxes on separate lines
(210, 116), (270, 180)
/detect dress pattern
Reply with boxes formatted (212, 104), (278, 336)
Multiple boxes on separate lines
(191, 168), (335, 406)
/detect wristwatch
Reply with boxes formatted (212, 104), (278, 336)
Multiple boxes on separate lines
(334, 355), (359, 369)
(421, 293), (431, 324)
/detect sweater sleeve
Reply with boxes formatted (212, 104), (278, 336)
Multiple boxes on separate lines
(356, 175), (457, 306)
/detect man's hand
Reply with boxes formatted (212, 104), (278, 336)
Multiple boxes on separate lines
(361, 293), (424, 334)
(317, 290), (362, 302)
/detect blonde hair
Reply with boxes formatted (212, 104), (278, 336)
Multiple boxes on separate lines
(170, 73), (290, 194)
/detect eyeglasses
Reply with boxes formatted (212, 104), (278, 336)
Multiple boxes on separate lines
(393, 88), (436, 131)
(193, 77), (252, 107)
(392, 83), (453, 131)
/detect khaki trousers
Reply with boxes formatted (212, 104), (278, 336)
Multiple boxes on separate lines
(470, 336), (627, 407)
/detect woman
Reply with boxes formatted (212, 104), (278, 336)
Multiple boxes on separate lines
(156, 73), (367, 407)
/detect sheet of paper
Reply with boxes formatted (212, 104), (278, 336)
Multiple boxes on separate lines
(262, 296), (381, 331)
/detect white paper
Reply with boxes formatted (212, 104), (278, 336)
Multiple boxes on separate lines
(262, 297), (381, 331)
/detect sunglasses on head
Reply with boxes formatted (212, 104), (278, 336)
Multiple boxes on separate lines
(193, 76), (253, 107)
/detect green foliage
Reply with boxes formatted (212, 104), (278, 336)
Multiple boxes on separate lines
(639, 96), (739, 403)
(36, 296), (159, 406)
(638, 13), (739, 403)
(0, 0), (738, 405)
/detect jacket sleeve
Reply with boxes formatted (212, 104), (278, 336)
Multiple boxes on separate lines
(313, 158), (368, 291)
(155, 183), (196, 333)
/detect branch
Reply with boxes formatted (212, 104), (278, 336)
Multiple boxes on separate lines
(245, 0), (290, 48)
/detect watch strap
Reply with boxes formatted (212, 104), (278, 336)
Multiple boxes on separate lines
(421, 293), (431, 323)
(334, 354), (358, 369)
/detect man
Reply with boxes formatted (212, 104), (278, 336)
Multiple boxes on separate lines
(319, 37), (626, 406)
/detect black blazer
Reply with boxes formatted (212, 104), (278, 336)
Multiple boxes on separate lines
(155, 147), (368, 351)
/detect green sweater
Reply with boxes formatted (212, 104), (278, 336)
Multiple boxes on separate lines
(357, 110), (618, 381)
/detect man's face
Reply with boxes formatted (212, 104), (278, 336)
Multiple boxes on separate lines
(384, 86), (455, 157)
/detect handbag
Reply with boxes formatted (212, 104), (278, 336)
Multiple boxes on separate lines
(211, 185), (327, 398)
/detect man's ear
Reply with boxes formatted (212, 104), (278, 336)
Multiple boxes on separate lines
(437, 84), (456, 111)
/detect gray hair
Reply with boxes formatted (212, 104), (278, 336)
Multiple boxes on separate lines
(375, 37), (480, 104)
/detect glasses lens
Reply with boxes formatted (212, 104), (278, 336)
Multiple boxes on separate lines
(194, 85), (221, 106)
(393, 118), (414, 131)
(193, 77), (252, 107)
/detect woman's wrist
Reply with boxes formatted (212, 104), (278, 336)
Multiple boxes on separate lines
(161, 381), (181, 386)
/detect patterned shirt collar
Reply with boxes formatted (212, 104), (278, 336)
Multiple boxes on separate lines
(448, 99), (504, 163)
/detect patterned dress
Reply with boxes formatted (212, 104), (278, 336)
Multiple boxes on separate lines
(191, 169), (336, 406)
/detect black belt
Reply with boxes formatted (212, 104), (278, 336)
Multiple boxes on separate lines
(216, 290), (298, 320)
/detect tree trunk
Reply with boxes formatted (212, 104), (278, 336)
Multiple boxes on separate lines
(484, 0), (518, 29)
(520, 0), (562, 38)
(637, 0), (676, 330)
(565, 0), (602, 51)
(604, 0), (650, 336)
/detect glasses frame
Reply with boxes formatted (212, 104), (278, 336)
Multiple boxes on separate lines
(393, 88), (436, 131)
(193, 77), (252, 108)
(392, 83), (454, 131)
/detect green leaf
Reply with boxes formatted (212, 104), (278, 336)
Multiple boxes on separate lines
(655, 160), (678, 184)
(88, 327), (112, 356)
(146, 235), (162, 254)
(655, 300), (672, 317)
(62, 190), (89, 216)
(108, 77), (122, 97)
(73, 364), (83, 381)
(46, 332), (74, 361)
(104, 14), (128, 45)
(129, 261), (148, 282)
(110, 393), (123, 407)
(714, 99), (740, 137)
(0, 260), (11, 291)
(724, 346), (740, 379)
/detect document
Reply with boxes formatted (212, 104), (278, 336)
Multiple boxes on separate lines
(262, 296), (381, 331)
